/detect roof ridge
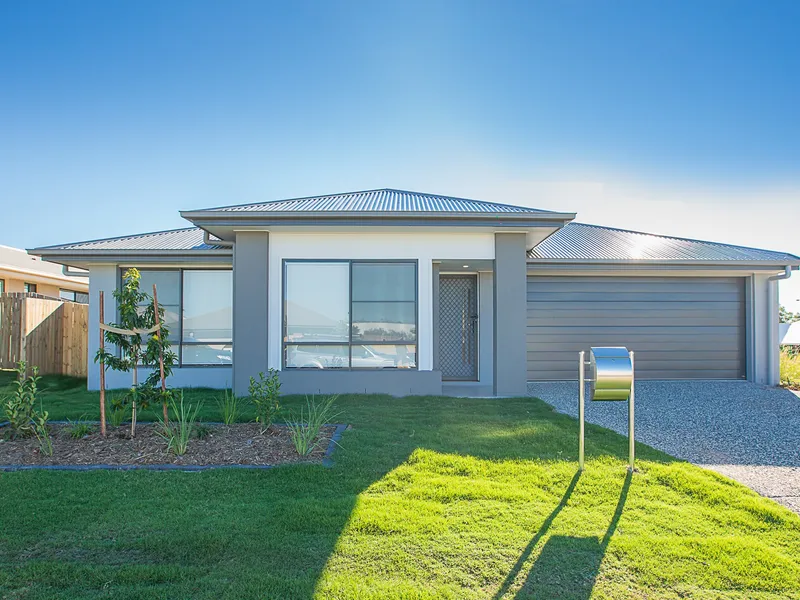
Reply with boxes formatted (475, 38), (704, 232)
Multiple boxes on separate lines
(186, 188), (554, 213)
(571, 222), (800, 260)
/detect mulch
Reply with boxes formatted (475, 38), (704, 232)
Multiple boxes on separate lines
(0, 422), (336, 467)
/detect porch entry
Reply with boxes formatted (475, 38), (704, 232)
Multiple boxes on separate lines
(439, 274), (479, 380)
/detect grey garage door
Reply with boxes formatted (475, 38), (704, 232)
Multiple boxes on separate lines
(527, 276), (746, 380)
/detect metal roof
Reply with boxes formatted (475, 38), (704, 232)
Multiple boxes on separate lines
(34, 227), (228, 252)
(528, 223), (800, 263)
(190, 188), (558, 214)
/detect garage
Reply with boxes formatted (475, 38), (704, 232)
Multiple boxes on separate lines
(527, 276), (746, 380)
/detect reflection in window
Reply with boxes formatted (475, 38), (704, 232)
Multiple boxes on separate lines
(284, 345), (349, 369)
(351, 345), (416, 368)
(285, 262), (350, 343)
(137, 271), (181, 343)
(127, 269), (232, 366)
(283, 261), (417, 369)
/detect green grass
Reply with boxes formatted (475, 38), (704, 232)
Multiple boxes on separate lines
(781, 349), (800, 389)
(1, 374), (799, 599)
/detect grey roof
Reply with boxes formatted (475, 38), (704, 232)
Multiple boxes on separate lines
(190, 188), (559, 214)
(33, 228), (228, 252)
(528, 223), (800, 263)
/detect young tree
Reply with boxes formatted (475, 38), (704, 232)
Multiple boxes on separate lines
(94, 268), (176, 437)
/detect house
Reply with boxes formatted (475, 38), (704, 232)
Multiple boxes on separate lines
(30, 189), (800, 396)
(0, 245), (88, 302)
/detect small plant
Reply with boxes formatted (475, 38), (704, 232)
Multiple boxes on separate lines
(286, 394), (340, 456)
(249, 369), (281, 433)
(2, 362), (44, 438)
(107, 394), (130, 427)
(67, 415), (96, 439)
(156, 392), (202, 456)
(217, 388), (240, 425)
(194, 422), (212, 440)
(33, 412), (52, 456)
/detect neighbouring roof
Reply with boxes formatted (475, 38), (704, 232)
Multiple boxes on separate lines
(186, 188), (561, 214)
(33, 227), (229, 252)
(0, 244), (88, 285)
(528, 223), (800, 264)
(781, 322), (800, 345)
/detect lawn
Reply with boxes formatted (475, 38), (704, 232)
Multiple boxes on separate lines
(1, 373), (799, 599)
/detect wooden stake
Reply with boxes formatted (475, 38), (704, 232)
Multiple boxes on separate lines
(99, 291), (107, 437)
(152, 284), (168, 426)
(131, 363), (137, 438)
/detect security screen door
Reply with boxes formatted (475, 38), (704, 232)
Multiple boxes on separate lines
(439, 274), (478, 380)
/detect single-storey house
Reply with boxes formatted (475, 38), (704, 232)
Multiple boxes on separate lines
(31, 189), (800, 397)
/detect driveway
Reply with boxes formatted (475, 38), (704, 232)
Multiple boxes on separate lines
(528, 380), (800, 514)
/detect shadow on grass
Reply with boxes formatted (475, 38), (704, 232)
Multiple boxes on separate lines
(2, 389), (653, 598)
(510, 471), (632, 599)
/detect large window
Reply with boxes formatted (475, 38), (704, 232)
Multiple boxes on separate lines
(283, 261), (417, 369)
(131, 269), (232, 366)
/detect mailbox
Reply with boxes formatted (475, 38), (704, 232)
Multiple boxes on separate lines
(589, 347), (633, 401)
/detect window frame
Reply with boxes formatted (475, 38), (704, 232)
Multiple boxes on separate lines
(282, 259), (419, 371)
(118, 267), (233, 368)
(0, 279), (5, 294)
(24, 282), (37, 293)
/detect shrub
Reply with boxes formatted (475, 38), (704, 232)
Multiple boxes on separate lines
(2, 362), (45, 438)
(286, 394), (339, 456)
(780, 349), (800, 390)
(67, 415), (95, 439)
(249, 369), (281, 433)
(217, 388), (239, 425)
(157, 392), (202, 456)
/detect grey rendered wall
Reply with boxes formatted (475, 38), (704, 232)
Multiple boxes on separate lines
(279, 369), (442, 396)
(233, 231), (269, 395)
(526, 276), (746, 380)
(432, 262), (440, 371)
(493, 233), (528, 395)
(478, 271), (494, 386)
(751, 273), (780, 385)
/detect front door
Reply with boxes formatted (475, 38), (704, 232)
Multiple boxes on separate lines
(439, 274), (478, 380)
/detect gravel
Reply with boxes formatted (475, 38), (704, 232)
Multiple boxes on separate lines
(528, 380), (800, 514)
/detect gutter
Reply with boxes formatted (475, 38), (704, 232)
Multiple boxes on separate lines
(203, 230), (233, 248)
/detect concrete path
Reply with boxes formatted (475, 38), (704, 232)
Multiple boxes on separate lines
(528, 380), (800, 515)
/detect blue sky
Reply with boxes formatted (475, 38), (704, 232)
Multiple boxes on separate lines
(2, 1), (799, 305)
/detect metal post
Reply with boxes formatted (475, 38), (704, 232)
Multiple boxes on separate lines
(628, 350), (635, 472)
(578, 350), (585, 470)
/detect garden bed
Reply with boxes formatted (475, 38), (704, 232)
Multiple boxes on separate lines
(0, 422), (341, 469)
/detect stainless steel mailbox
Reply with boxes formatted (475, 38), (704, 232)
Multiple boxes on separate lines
(589, 347), (633, 401)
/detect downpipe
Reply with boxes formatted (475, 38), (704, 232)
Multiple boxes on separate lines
(767, 266), (794, 385)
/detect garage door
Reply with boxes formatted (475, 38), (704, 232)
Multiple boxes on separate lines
(527, 276), (746, 380)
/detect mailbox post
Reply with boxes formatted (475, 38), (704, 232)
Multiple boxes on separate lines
(578, 347), (635, 472)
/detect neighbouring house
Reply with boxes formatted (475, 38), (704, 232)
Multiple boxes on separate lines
(30, 189), (800, 396)
(0, 245), (88, 302)
(780, 322), (800, 347)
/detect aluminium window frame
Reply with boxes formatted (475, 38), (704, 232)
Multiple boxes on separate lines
(282, 258), (419, 371)
(117, 266), (233, 368)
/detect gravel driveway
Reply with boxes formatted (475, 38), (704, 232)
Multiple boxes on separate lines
(528, 380), (800, 514)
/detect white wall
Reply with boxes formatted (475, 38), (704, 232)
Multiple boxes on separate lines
(268, 231), (495, 372)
